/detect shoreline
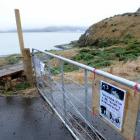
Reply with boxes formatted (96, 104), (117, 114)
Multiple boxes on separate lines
(0, 54), (20, 57)
(0, 42), (74, 57)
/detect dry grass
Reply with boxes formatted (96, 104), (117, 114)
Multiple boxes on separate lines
(79, 14), (140, 47)
(0, 88), (39, 98)
(62, 70), (93, 84)
(50, 47), (140, 83)
(54, 48), (78, 58)
(17, 87), (39, 97)
(50, 48), (78, 67)
(52, 57), (140, 84)
(103, 58), (140, 81)
(91, 15), (140, 41)
(0, 58), (7, 67)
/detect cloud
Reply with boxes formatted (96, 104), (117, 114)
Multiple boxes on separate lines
(0, 0), (139, 29)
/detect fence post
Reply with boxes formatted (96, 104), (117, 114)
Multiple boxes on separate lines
(23, 48), (34, 86)
(60, 60), (66, 120)
(14, 9), (34, 86)
(84, 69), (88, 120)
(47, 55), (54, 103)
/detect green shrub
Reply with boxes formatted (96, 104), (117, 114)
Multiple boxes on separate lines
(90, 50), (100, 55)
(94, 60), (111, 68)
(125, 54), (137, 61)
(79, 48), (90, 53)
(6, 55), (20, 64)
(63, 62), (79, 72)
(73, 54), (83, 61)
(127, 40), (140, 49)
(51, 62), (79, 74)
(74, 50), (93, 61)
(122, 34), (133, 44)
(15, 82), (30, 90)
(51, 67), (60, 75)
(98, 39), (110, 48)
(73, 38), (140, 69)
(97, 38), (119, 48)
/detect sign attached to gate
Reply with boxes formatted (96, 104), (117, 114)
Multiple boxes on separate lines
(99, 81), (126, 130)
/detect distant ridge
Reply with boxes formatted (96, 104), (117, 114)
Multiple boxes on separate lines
(43, 26), (87, 32)
(1, 26), (87, 33)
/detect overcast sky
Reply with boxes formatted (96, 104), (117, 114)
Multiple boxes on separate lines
(0, 0), (139, 30)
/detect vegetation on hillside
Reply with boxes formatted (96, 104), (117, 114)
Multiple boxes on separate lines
(49, 34), (140, 75)
(74, 9), (140, 70)
(74, 41), (140, 67)
(5, 54), (21, 64)
(73, 35), (140, 67)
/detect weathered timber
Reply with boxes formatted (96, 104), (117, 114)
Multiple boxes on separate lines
(0, 64), (23, 78)
(15, 9), (34, 86)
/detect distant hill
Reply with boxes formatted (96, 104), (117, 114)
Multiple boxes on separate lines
(2, 26), (87, 33)
(78, 8), (140, 47)
(42, 26), (87, 32)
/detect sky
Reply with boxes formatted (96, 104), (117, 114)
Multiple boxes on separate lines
(0, 0), (139, 30)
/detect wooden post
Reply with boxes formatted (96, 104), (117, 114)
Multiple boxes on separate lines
(14, 9), (34, 86)
(14, 9), (25, 55)
(23, 48), (34, 86)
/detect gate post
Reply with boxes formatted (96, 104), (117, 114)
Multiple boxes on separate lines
(23, 48), (34, 86)
(15, 9), (34, 86)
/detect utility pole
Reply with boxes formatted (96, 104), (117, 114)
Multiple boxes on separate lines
(15, 9), (34, 86)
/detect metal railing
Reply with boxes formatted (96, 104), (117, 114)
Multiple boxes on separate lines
(32, 48), (140, 140)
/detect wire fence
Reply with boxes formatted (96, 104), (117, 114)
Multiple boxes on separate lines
(32, 49), (140, 140)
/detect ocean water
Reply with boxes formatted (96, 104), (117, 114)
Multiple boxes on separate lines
(0, 32), (83, 56)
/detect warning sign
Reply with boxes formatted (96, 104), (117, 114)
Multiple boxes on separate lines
(99, 81), (126, 130)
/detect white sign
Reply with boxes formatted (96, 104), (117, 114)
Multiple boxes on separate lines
(40, 61), (45, 74)
(99, 81), (126, 131)
(34, 57), (45, 76)
(34, 57), (41, 76)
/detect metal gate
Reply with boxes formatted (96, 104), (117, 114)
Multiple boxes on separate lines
(32, 49), (140, 140)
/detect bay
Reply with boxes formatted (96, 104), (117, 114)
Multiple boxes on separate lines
(0, 32), (83, 56)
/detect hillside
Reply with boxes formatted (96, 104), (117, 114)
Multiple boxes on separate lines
(51, 8), (140, 81)
(74, 8), (140, 69)
(78, 9), (140, 47)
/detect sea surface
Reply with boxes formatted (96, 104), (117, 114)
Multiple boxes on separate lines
(0, 32), (83, 56)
